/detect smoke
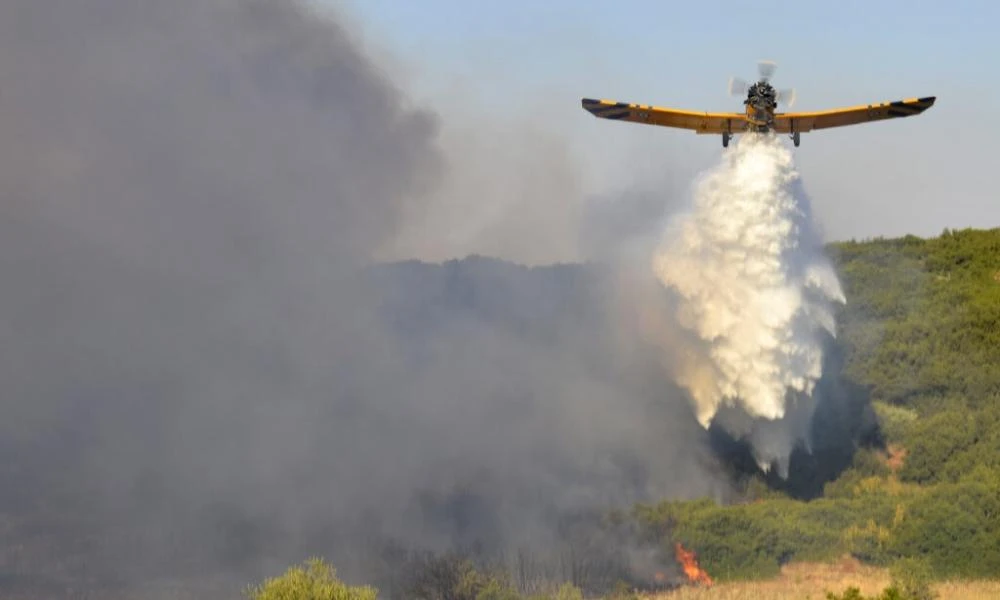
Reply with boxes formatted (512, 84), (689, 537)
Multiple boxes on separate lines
(382, 113), (587, 265)
(0, 0), (872, 596)
(0, 1), (737, 597)
(650, 133), (846, 474)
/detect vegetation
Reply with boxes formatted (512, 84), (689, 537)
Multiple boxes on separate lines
(645, 559), (1000, 600)
(244, 559), (378, 600)
(628, 228), (1000, 583)
(243, 556), (600, 600)
(3, 227), (995, 599)
(246, 229), (1000, 598)
(237, 227), (1000, 600)
(244, 557), (1000, 600)
(832, 229), (1000, 415)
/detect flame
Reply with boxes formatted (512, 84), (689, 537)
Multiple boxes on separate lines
(674, 542), (713, 587)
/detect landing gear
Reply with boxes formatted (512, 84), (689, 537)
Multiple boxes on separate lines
(722, 132), (730, 148)
(791, 131), (800, 147)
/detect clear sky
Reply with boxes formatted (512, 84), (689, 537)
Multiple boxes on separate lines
(321, 0), (999, 255)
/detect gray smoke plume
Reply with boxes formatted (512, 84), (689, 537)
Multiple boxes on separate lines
(0, 1), (733, 597)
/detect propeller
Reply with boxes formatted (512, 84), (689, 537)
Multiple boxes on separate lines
(757, 59), (777, 82)
(728, 77), (749, 97)
(776, 88), (796, 108)
(728, 61), (797, 107)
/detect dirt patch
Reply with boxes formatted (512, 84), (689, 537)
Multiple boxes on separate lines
(886, 444), (907, 472)
(837, 555), (861, 574)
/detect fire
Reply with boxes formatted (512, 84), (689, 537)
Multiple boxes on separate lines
(674, 542), (713, 587)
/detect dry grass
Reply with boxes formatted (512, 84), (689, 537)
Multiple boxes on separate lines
(642, 557), (1000, 600)
(929, 580), (1000, 600)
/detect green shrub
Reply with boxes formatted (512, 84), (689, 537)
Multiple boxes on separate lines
(871, 402), (918, 442)
(889, 557), (936, 600)
(825, 585), (905, 600)
(244, 558), (377, 600)
(888, 480), (1000, 578)
(552, 582), (584, 600)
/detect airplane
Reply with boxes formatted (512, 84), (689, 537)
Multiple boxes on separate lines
(581, 61), (935, 147)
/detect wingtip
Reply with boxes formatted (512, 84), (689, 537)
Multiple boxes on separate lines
(581, 98), (601, 117)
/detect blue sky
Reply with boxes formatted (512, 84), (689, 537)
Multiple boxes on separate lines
(337, 0), (993, 97)
(322, 0), (999, 257)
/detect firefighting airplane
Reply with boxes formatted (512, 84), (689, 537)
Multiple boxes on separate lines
(581, 61), (935, 147)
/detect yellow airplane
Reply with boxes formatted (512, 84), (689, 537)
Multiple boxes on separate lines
(582, 61), (935, 147)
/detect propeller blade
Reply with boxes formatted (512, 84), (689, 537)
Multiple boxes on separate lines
(728, 77), (749, 96)
(757, 60), (777, 82)
(776, 88), (796, 108)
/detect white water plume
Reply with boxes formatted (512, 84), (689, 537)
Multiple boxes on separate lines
(653, 133), (845, 456)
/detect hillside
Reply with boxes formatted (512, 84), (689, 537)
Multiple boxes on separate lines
(241, 228), (1000, 600)
(2, 229), (999, 600)
(631, 227), (1000, 585)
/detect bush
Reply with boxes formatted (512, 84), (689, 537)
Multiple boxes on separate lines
(871, 402), (918, 442)
(825, 586), (904, 600)
(244, 558), (377, 600)
(825, 579), (933, 600)
(550, 582), (584, 600)
(888, 480), (1000, 578)
(889, 557), (936, 600)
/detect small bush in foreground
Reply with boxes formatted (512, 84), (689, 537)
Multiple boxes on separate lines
(244, 558), (377, 600)
(888, 557), (936, 600)
(826, 558), (936, 600)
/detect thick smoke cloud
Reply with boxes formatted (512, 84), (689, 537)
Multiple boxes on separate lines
(0, 1), (732, 596)
(383, 116), (588, 265)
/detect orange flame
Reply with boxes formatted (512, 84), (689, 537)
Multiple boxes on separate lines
(674, 542), (713, 587)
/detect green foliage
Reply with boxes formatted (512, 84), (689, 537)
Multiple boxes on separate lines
(470, 577), (521, 600)
(549, 582), (584, 600)
(888, 480), (1000, 578)
(871, 402), (918, 441)
(827, 230), (1000, 578)
(898, 403), (1000, 485)
(394, 552), (589, 600)
(244, 558), (377, 600)
(247, 230), (1000, 596)
(624, 229), (1000, 585)
(634, 493), (897, 580)
(824, 558), (940, 600)
(897, 410), (976, 484)
(455, 564), (532, 600)
(824, 562), (937, 600)
(633, 463), (1000, 582)
(825, 585), (905, 600)
(826, 587), (866, 600)
(253, 556), (591, 600)
(889, 557), (937, 600)
(831, 228), (1000, 415)
(400, 553), (514, 600)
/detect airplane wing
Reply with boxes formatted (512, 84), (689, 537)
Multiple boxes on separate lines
(773, 96), (935, 133)
(582, 98), (749, 134)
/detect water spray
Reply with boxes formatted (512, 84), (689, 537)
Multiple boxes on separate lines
(653, 133), (845, 471)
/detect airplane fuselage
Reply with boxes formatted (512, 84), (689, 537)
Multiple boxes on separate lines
(744, 80), (777, 132)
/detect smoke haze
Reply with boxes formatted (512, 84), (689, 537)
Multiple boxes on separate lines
(0, 1), (871, 597)
(0, 1), (746, 597)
